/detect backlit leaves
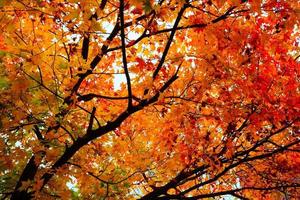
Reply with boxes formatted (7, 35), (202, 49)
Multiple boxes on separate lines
(0, 0), (300, 199)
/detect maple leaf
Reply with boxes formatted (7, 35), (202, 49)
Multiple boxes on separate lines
(1, 0), (300, 199)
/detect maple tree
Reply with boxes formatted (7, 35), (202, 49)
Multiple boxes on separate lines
(0, 0), (300, 199)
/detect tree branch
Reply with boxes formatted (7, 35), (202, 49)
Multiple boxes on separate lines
(39, 65), (181, 190)
(77, 93), (140, 102)
(152, 4), (187, 79)
(81, 34), (89, 60)
(139, 120), (299, 199)
(120, 0), (132, 108)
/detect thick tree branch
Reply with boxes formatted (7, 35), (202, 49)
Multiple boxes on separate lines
(100, 0), (107, 10)
(87, 107), (96, 132)
(81, 34), (89, 60)
(39, 67), (181, 189)
(11, 127), (47, 200)
(33, 125), (44, 142)
(10, 156), (38, 200)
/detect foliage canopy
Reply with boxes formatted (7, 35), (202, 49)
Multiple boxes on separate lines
(0, 0), (300, 199)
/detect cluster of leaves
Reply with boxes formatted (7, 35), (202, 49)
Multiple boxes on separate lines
(0, 0), (299, 199)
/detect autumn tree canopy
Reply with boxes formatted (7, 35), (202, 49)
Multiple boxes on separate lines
(0, 0), (300, 199)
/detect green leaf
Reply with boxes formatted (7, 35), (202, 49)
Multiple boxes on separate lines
(59, 61), (68, 69)
(0, 77), (9, 90)
(0, 50), (7, 57)
(32, 98), (42, 106)
(71, 190), (80, 199)
(0, 0), (6, 7)
(143, 0), (152, 13)
(123, 182), (130, 188)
